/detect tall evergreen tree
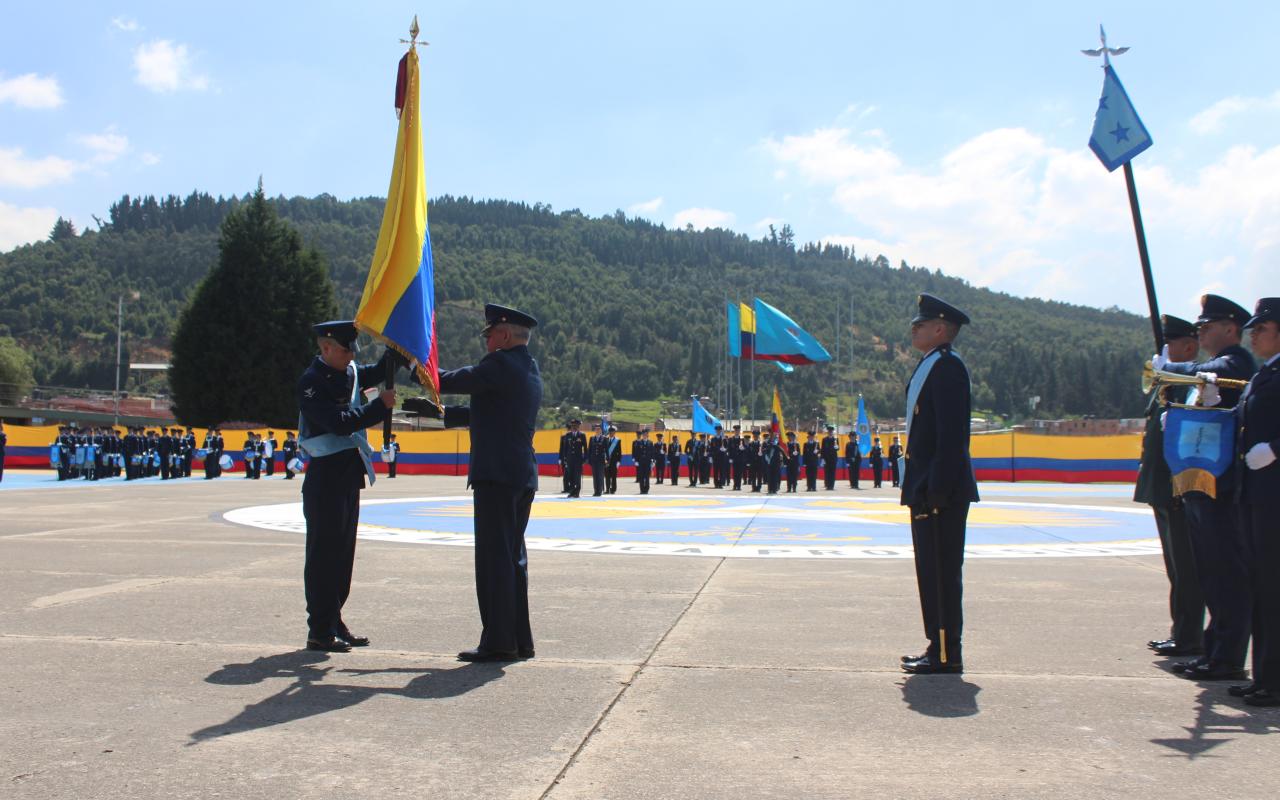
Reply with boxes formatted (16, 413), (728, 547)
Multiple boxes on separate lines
(169, 183), (336, 426)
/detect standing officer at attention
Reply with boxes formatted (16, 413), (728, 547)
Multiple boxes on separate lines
(384, 434), (401, 478)
(605, 426), (622, 494)
(653, 432), (667, 485)
(728, 424), (745, 490)
(297, 320), (399, 652)
(1136, 315), (1204, 659)
(900, 294), (979, 675)
(785, 431), (801, 493)
(821, 425), (839, 490)
(845, 433), (862, 489)
(870, 437), (885, 488)
(408, 304), (542, 662)
(888, 436), (903, 488)
(561, 419), (587, 497)
(588, 423), (608, 497)
(666, 434), (682, 487)
(1230, 299), (1280, 706)
(281, 431), (299, 479)
(803, 430), (820, 491)
(633, 428), (654, 494)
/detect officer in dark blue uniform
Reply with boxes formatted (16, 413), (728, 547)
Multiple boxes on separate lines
(869, 437), (884, 488)
(588, 424), (608, 496)
(561, 419), (586, 497)
(785, 431), (800, 492)
(633, 428), (654, 494)
(653, 432), (667, 485)
(802, 430), (820, 491)
(1232, 299), (1280, 706)
(1136, 315), (1204, 658)
(666, 434), (682, 486)
(728, 425), (745, 490)
(901, 293), (979, 675)
(845, 433), (861, 489)
(281, 431), (299, 479)
(605, 426), (622, 493)
(711, 425), (729, 488)
(762, 432), (784, 494)
(408, 304), (543, 662)
(821, 425), (839, 490)
(297, 320), (399, 653)
(1158, 294), (1256, 681)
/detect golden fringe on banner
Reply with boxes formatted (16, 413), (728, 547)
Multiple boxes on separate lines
(1172, 468), (1217, 499)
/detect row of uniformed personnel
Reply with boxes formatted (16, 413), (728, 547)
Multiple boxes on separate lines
(1136, 294), (1280, 708)
(558, 422), (904, 496)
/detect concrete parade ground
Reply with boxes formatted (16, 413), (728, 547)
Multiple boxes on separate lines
(2, 470), (1277, 799)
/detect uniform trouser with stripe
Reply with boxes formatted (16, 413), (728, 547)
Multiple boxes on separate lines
(1151, 502), (1204, 648)
(1241, 493), (1280, 690)
(910, 503), (968, 664)
(303, 482), (360, 639)
(1183, 493), (1251, 669)
(472, 480), (534, 654)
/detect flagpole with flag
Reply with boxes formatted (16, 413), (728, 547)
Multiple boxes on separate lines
(771, 388), (786, 441)
(355, 17), (442, 445)
(1084, 25), (1162, 350)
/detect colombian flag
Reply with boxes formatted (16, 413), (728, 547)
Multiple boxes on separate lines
(771, 388), (786, 440)
(355, 46), (441, 406)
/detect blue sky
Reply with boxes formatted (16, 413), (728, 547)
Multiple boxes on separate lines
(3, 1), (1279, 317)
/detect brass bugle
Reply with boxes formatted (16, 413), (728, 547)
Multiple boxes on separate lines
(1141, 361), (1249, 395)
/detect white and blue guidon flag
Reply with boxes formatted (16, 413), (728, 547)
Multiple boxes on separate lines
(1089, 64), (1152, 172)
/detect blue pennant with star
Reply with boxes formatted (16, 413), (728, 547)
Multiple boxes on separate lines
(1089, 64), (1152, 171)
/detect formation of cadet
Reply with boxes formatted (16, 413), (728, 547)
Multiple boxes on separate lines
(900, 293), (978, 675)
(1140, 295), (1280, 707)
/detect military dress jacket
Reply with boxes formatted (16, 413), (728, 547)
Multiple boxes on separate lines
(900, 344), (980, 510)
(439, 344), (543, 491)
(297, 354), (391, 491)
(1236, 355), (1280, 504)
(1162, 344), (1257, 496)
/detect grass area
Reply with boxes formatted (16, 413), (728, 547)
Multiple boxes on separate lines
(610, 398), (663, 424)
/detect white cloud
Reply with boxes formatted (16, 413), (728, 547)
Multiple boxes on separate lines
(140, 151), (162, 166)
(1190, 91), (1280, 135)
(133, 40), (209, 93)
(673, 207), (736, 230)
(626, 196), (663, 216)
(0, 73), (65, 109)
(77, 127), (129, 164)
(111, 17), (140, 32)
(763, 119), (1280, 311)
(0, 147), (78, 189)
(754, 216), (786, 232)
(0, 202), (60, 252)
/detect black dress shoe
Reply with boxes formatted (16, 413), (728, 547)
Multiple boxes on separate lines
(1169, 657), (1207, 674)
(1228, 683), (1260, 698)
(306, 636), (351, 653)
(518, 646), (535, 659)
(457, 647), (519, 663)
(901, 655), (963, 674)
(1152, 641), (1204, 657)
(1179, 662), (1249, 682)
(1148, 638), (1175, 650)
(901, 653), (928, 664)
(1244, 689), (1280, 707)
(332, 626), (370, 647)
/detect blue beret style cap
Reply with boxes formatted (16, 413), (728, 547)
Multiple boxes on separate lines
(1244, 298), (1280, 329)
(911, 293), (970, 326)
(1196, 294), (1250, 328)
(312, 320), (360, 353)
(483, 303), (538, 330)
(1161, 314), (1197, 340)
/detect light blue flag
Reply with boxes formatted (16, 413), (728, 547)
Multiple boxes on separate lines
(1089, 64), (1152, 172)
(691, 396), (722, 435)
(726, 301), (741, 358)
(856, 395), (872, 457)
(752, 298), (832, 364)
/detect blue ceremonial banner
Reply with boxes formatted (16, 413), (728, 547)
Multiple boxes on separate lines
(856, 395), (872, 457)
(1163, 406), (1235, 498)
(691, 396), (722, 435)
(727, 301), (741, 358)
(1089, 64), (1152, 172)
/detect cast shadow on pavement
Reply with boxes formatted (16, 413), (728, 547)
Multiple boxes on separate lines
(1150, 686), (1280, 759)
(898, 674), (981, 718)
(189, 650), (505, 744)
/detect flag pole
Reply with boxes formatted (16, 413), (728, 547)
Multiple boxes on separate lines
(1123, 161), (1164, 351)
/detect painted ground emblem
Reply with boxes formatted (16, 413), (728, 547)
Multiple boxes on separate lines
(224, 486), (1160, 559)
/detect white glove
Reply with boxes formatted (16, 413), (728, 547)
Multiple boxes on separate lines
(1160, 410), (1167, 431)
(1246, 443), (1277, 471)
(1151, 344), (1170, 372)
(1195, 375), (1220, 407)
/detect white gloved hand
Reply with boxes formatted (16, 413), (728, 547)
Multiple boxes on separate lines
(1151, 344), (1170, 372)
(1160, 410), (1167, 431)
(1195, 375), (1221, 407)
(1245, 443), (1277, 471)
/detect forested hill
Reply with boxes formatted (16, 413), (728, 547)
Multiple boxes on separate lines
(0, 191), (1152, 420)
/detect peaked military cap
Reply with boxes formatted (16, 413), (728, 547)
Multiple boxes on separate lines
(1244, 298), (1280, 329)
(568, 418), (581, 425)
(911, 293), (970, 326)
(1161, 314), (1197, 340)
(826, 424), (836, 431)
(1196, 294), (1250, 328)
(483, 303), (538, 331)
(312, 320), (360, 352)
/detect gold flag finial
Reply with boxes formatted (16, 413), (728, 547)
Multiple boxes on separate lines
(401, 15), (428, 49)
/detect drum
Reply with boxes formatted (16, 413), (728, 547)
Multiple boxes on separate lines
(195, 448), (208, 459)
(86, 444), (98, 463)
(49, 445), (60, 466)
(74, 445), (86, 466)
(219, 454), (234, 470)
(130, 455), (142, 466)
(288, 457), (305, 474)
(151, 453), (161, 467)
